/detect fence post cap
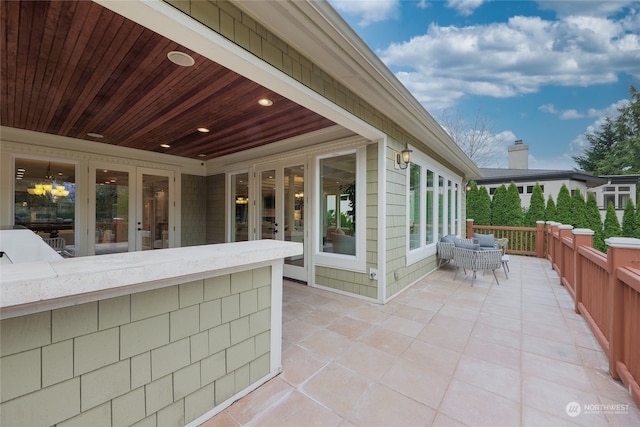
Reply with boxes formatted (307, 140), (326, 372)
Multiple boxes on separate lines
(558, 224), (574, 230)
(466, 219), (474, 222)
(547, 221), (559, 226)
(572, 228), (594, 236)
(605, 237), (640, 249)
(536, 220), (545, 224)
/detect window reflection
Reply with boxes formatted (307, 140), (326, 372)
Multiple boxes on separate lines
(232, 173), (249, 242)
(320, 153), (356, 255)
(14, 158), (76, 253)
(409, 163), (421, 250)
(95, 169), (129, 254)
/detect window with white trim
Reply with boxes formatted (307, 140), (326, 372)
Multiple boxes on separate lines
(316, 148), (366, 271)
(406, 156), (462, 264)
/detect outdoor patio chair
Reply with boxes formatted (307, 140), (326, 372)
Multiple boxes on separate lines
(42, 236), (74, 257)
(436, 236), (474, 269)
(453, 246), (502, 286)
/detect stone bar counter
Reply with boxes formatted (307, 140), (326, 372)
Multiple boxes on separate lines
(0, 231), (302, 427)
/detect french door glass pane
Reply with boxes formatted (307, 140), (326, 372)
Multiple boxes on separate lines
(142, 174), (169, 250)
(14, 158), (76, 255)
(96, 169), (129, 254)
(320, 154), (356, 255)
(260, 170), (276, 240)
(284, 165), (304, 266)
(231, 173), (249, 242)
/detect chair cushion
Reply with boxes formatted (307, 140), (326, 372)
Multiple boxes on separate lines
(474, 233), (495, 248)
(440, 234), (457, 244)
(454, 240), (480, 250)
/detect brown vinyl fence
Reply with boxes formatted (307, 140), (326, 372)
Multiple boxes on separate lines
(546, 222), (640, 409)
(466, 219), (545, 258)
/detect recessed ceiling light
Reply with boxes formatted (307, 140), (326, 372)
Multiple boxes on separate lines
(197, 127), (210, 133)
(258, 98), (273, 107)
(197, 154), (206, 158)
(160, 143), (171, 148)
(87, 132), (104, 138)
(17, 168), (25, 172)
(167, 51), (195, 67)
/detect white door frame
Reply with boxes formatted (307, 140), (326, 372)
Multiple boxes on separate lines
(135, 167), (176, 251)
(88, 162), (137, 255)
(253, 158), (308, 282)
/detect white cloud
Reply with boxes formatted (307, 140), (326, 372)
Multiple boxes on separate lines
(559, 109), (584, 120)
(446, 0), (486, 16)
(537, 1), (637, 19)
(329, 0), (400, 26)
(540, 99), (629, 121)
(378, 10), (640, 109)
(539, 104), (558, 114)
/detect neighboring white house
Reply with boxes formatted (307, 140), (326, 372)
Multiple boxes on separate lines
(473, 140), (607, 211)
(588, 175), (640, 222)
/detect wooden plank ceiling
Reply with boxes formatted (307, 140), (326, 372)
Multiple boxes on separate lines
(0, 0), (336, 160)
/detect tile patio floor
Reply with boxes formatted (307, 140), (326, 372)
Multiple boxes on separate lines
(202, 256), (640, 427)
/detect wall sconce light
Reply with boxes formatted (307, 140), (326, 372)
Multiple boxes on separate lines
(397, 144), (412, 170)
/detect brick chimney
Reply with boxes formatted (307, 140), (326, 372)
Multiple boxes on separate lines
(508, 139), (528, 169)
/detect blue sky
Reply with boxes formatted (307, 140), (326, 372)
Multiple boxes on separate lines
(328, 0), (640, 170)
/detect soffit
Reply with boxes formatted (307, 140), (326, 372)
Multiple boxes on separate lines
(0, 0), (335, 161)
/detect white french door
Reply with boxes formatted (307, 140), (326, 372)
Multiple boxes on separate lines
(255, 162), (307, 282)
(89, 164), (174, 254)
(136, 168), (175, 251)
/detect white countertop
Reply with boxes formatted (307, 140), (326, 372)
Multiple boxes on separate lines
(1, 240), (302, 318)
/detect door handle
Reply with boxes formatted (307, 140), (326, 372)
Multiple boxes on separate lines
(137, 228), (142, 231)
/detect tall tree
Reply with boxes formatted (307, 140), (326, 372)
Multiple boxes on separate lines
(635, 200), (640, 238)
(476, 186), (492, 225)
(585, 193), (605, 252)
(603, 201), (622, 250)
(570, 190), (587, 228)
(505, 182), (523, 226)
(556, 185), (572, 225)
(545, 195), (557, 222)
(491, 185), (508, 225)
(465, 181), (479, 221)
(573, 117), (619, 174)
(622, 199), (637, 237)
(573, 85), (640, 174)
(438, 106), (508, 167)
(608, 85), (640, 173)
(525, 183), (545, 227)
